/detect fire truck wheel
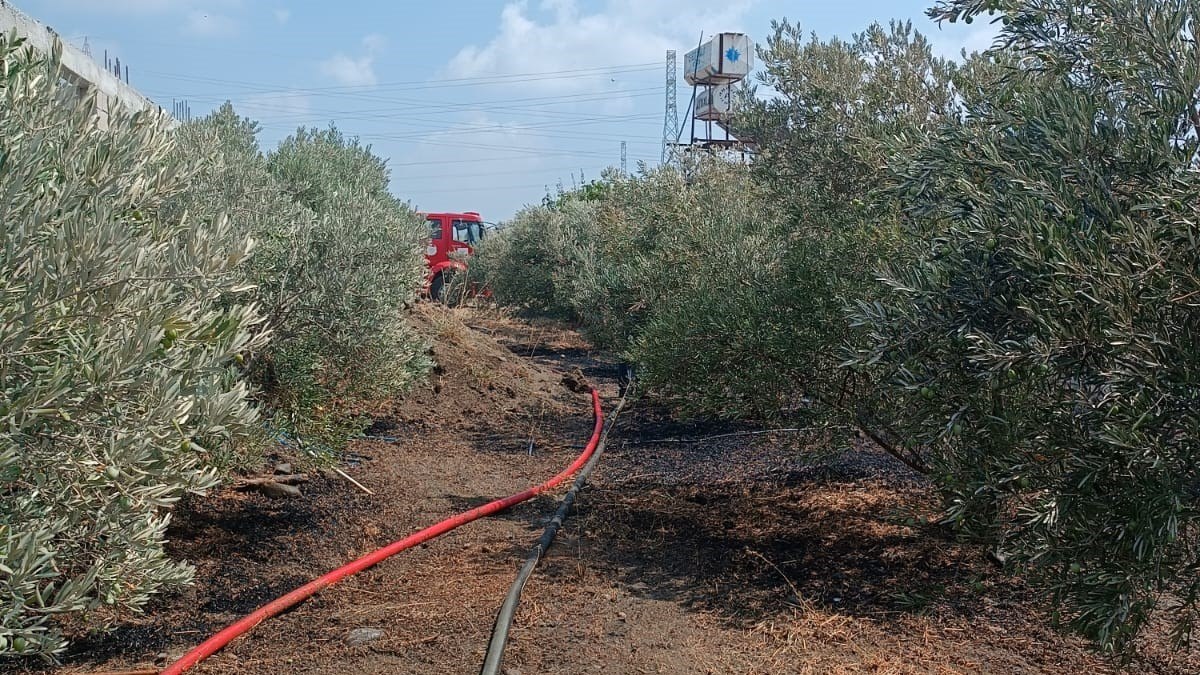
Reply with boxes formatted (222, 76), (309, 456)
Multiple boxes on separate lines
(429, 272), (446, 302)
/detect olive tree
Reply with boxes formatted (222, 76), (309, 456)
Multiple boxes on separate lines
(472, 200), (597, 320)
(265, 126), (431, 441)
(0, 39), (263, 657)
(851, 0), (1200, 652)
(763, 21), (957, 413)
(174, 114), (431, 450)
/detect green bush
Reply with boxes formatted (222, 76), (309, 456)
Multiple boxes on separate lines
(728, 19), (958, 433)
(585, 162), (792, 416)
(0, 38), (263, 657)
(173, 110), (431, 451)
(267, 126), (431, 420)
(472, 200), (593, 319)
(439, 0), (1200, 657)
(851, 0), (1200, 651)
(481, 22), (958, 427)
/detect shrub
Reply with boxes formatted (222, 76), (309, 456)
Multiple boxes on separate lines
(267, 126), (431, 421)
(724, 19), (959, 433)
(469, 0), (1200, 656)
(173, 111), (431, 451)
(472, 201), (592, 319)
(0, 38), (263, 657)
(851, 0), (1200, 651)
(481, 21), (959, 427)
(588, 162), (793, 417)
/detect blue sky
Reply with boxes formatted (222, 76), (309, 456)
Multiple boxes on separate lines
(24, 0), (995, 220)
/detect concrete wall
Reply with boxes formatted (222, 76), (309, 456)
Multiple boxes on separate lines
(0, 1), (170, 127)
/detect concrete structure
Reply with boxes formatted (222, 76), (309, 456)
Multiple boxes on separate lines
(0, 0), (168, 128)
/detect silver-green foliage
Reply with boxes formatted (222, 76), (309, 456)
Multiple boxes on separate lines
(479, 160), (795, 417)
(472, 200), (592, 319)
(267, 126), (431, 419)
(589, 162), (793, 418)
(727, 19), (959, 431)
(483, 24), (959, 426)
(172, 109), (430, 449)
(851, 0), (1200, 651)
(620, 22), (963, 423)
(0, 39), (263, 657)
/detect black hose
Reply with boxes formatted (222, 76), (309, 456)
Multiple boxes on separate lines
(479, 392), (627, 675)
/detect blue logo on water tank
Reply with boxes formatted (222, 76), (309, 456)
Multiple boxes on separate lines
(726, 47), (741, 62)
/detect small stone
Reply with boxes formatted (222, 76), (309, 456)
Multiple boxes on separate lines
(561, 368), (591, 394)
(503, 668), (522, 675)
(617, 611), (627, 621)
(259, 481), (301, 499)
(346, 627), (384, 646)
(155, 652), (169, 664)
(274, 462), (293, 475)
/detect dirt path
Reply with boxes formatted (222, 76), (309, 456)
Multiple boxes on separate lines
(23, 307), (1196, 674)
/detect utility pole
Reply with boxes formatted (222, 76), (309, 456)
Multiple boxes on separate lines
(661, 49), (677, 165)
(620, 141), (627, 175)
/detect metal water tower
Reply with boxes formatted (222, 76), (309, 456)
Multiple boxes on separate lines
(680, 33), (754, 153)
(683, 33), (754, 87)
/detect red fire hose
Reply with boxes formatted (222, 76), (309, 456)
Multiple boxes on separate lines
(160, 389), (604, 675)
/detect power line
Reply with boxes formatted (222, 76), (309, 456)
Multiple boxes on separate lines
(383, 151), (655, 169)
(413, 182), (565, 195)
(394, 164), (603, 181)
(253, 113), (663, 144)
(149, 77), (664, 132)
(217, 85), (663, 118)
(212, 90), (665, 129)
(339, 132), (632, 160)
(143, 63), (667, 172)
(142, 62), (661, 99)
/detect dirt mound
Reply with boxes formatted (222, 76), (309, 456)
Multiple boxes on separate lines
(363, 305), (582, 435)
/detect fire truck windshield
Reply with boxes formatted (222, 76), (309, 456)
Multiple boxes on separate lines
(452, 219), (484, 244)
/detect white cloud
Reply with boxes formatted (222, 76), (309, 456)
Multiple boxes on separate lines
(320, 54), (377, 87)
(445, 0), (756, 92)
(273, 8), (291, 24)
(319, 34), (385, 88)
(353, 1), (764, 220)
(183, 10), (239, 37)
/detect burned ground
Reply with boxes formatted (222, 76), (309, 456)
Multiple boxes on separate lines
(23, 306), (1197, 675)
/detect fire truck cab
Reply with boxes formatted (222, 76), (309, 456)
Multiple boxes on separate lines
(422, 211), (485, 300)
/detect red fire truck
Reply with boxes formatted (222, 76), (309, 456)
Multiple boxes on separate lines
(422, 211), (486, 301)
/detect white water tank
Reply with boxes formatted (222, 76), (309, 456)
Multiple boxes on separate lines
(695, 84), (734, 121)
(684, 33), (753, 86)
